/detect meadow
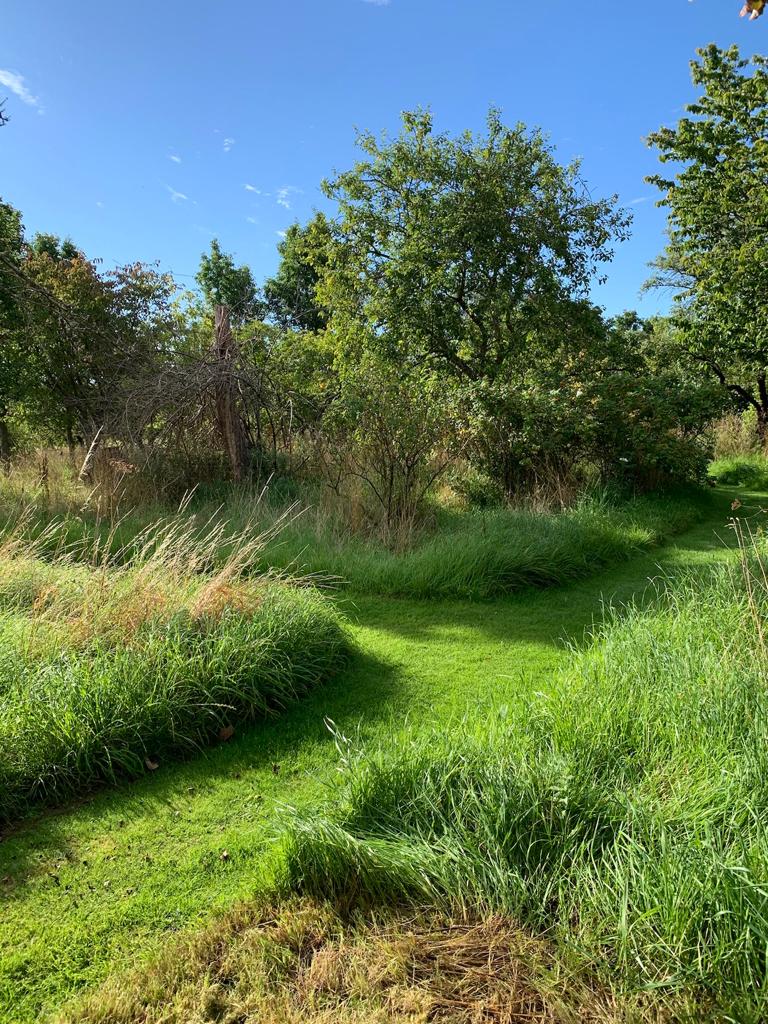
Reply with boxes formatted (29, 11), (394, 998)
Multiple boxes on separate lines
(0, 468), (752, 1023)
(0, 453), (706, 600)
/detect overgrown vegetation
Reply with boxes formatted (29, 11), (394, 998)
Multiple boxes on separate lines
(281, 522), (768, 1020)
(0, 516), (348, 823)
(5, 494), (739, 1024)
(239, 489), (704, 599)
(0, 455), (705, 599)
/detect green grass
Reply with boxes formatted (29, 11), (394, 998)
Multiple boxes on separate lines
(0, 466), (706, 600)
(247, 489), (706, 599)
(282, 516), (768, 1020)
(709, 453), (768, 490)
(0, 487), (740, 1022)
(0, 521), (349, 825)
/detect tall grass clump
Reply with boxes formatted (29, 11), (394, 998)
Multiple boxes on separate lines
(0, 463), (706, 599)
(712, 411), (761, 459)
(0, 514), (348, 824)
(709, 452), (768, 491)
(282, 520), (768, 1019)
(238, 487), (707, 599)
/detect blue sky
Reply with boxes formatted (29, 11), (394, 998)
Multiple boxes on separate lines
(0, 1), (763, 315)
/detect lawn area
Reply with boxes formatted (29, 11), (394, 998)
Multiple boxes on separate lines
(0, 487), (742, 1023)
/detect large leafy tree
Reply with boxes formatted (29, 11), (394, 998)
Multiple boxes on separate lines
(647, 45), (768, 435)
(0, 200), (23, 320)
(319, 108), (630, 491)
(12, 239), (177, 445)
(0, 199), (27, 461)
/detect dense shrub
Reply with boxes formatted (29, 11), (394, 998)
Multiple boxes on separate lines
(315, 353), (463, 544)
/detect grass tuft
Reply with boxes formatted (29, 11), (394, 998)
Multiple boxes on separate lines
(708, 453), (768, 490)
(0, 514), (348, 824)
(244, 490), (706, 599)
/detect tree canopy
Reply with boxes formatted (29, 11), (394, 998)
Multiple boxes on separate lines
(263, 214), (331, 333)
(196, 239), (263, 326)
(321, 109), (630, 384)
(647, 44), (768, 431)
(315, 108), (633, 491)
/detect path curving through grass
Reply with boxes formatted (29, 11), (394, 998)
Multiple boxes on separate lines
(0, 490), (744, 1023)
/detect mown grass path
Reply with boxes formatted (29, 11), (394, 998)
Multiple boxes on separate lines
(0, 491), (743, 1023)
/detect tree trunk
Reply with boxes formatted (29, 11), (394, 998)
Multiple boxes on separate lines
(499, 448), (521, 500)
(213, 305), (250, 482)
(757, 374), (768, 449)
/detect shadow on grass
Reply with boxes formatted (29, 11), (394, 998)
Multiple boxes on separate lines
(346, 490), (741, 644)
(0, 645), (402, 891)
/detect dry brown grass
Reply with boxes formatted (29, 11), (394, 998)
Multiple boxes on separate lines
(55, 898), (681, 1024)
(0, 504), (285, 653)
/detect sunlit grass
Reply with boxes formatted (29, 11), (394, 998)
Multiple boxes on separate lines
(709, 453), (768, 490)
(0, 512), (348, 824)
(282, 521), (768, 1020)
(0, 484), (739, 1021)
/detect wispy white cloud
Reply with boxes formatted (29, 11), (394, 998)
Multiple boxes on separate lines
(169, 154), (182, 164)
(96, 201), (105, 209)
(362, 0), (391, 6)
(628, 196), (650, 206)
(223, 137), (235, 152)
(276, 185), (303, 210)
(244, 183), (261, 193)
(246, 216), (258, 224)
(166, 184), (189, 203)
(0, 68), (41, 111)
(276, 230), (287, 239)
